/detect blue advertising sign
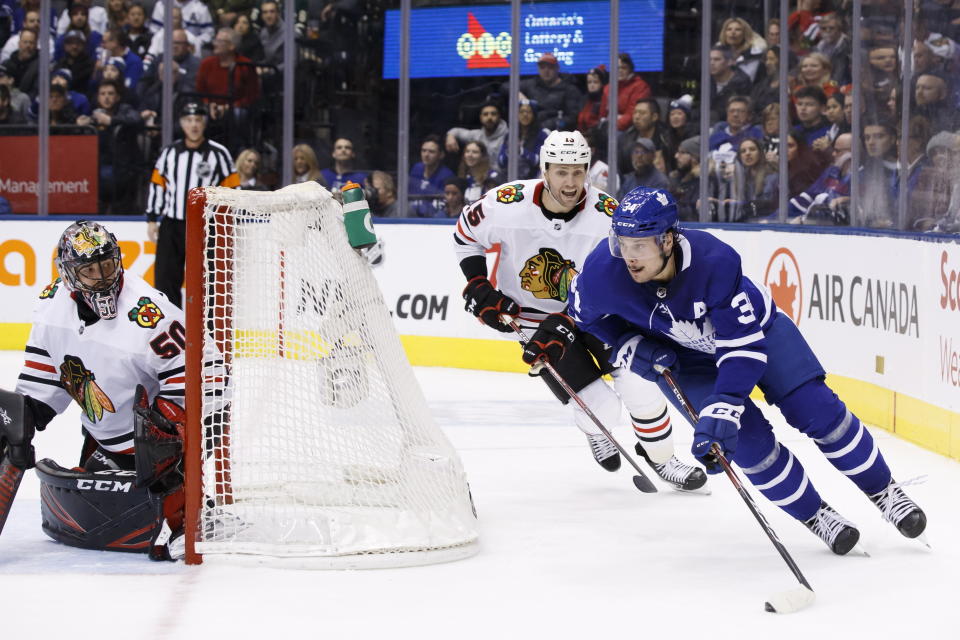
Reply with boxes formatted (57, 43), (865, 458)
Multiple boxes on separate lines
(383, 0), (664, 79)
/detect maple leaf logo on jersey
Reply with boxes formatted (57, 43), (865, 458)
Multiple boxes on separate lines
(128, 296), (165, 329)
(59, 355), (116, 423)
(496, 183), (524, 204)
(665, 318), (716, 354)
(595, 193), (618, 216)
(519, 247), (578, 302)
(39, 278), (61, 299)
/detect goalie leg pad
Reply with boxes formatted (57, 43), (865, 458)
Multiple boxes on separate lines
(36, 458), (166, 553)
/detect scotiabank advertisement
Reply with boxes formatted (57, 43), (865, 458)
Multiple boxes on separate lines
(2, 220), (958, 416)
(0, 136), (98, 214)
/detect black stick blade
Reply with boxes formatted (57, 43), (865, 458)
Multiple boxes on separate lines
(632, 474), (658, 493)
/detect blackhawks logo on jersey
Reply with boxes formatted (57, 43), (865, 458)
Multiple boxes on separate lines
(59, 355), (116, 423)
(39, 278), (61, 299)
(128, 296), (164, 328)
(496, 183), (525, 204)
(596, 193), (618, 216)
(519, 248), (578, 302)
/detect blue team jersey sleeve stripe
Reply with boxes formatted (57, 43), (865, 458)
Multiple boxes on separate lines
(716, 350), (768, 366)
(715, 331), (766, 348)
(758, 286), (774, 328)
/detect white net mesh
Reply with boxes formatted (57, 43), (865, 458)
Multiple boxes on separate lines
(194, 183), (478, 565)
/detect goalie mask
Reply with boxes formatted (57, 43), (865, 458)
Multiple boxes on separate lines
(56, 220), (124, 320)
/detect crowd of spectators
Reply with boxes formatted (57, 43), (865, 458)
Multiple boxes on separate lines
(1, 0), (959, 232)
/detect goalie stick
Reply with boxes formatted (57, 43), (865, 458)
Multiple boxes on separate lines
(657, 366), (815, 614)
(507, 319), (657, 494)
(0, 442), (25, 536)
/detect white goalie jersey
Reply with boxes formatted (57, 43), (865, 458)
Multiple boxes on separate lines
(453, 178), (619, 325)
(15, 274), (188, 453)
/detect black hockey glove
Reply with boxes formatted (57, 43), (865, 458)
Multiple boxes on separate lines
(463, 276), (520, 333)
(522, 313), (577, 367)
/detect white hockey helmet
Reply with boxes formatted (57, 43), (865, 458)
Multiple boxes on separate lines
(539, 130), (591, 175)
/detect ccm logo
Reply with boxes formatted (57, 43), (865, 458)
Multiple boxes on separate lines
(76, 479), (133, 492)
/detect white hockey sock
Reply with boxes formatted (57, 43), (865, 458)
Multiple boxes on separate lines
(631, 407), (674, 464)
(612, 369), (674, 464)
(571, 378), (622, 437)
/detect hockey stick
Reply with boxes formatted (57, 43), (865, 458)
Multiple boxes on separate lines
(656, 367), (815, 613)
(0, 443), (26, 536)
(507, 319), (657, 494)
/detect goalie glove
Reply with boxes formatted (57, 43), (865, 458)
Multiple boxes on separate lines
(521, 313), (577, 370)
(462, 276), (520, 333)
(133, 385), (185, 488)
(691, 394), (744, 473)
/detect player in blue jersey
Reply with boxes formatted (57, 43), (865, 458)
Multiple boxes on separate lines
(524, 186), (927, 554)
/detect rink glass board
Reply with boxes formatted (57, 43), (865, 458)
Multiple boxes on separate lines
(382, 0), (665, 79)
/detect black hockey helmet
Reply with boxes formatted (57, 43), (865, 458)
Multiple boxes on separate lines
(56, 220), (123, 319)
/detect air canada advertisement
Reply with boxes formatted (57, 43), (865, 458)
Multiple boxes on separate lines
(714, 229), (958, 412)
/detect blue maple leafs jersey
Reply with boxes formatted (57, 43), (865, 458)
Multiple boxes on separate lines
(568, 229), (777, 400)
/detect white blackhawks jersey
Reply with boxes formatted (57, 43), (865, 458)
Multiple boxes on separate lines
(453, 178), (619, 324)
(15, 274), (187, 454)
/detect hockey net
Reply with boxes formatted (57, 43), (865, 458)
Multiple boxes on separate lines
(183, 182), (478, 567)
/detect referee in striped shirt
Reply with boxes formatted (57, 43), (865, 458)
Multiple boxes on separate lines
(146, 102), (240, 307)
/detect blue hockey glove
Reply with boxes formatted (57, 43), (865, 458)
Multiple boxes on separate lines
(691, 394), (744, 473)
(613, 334), (678, 382)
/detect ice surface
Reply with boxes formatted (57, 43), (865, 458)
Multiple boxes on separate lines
(0, 351), (956, 638)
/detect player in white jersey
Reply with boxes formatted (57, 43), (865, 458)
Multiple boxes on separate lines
(454, 131), (706, 491)
(1, 221), (191, 559)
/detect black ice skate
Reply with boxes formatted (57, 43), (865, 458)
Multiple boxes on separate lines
(634, 443), (708, 492)
(868, 479), (928, 540)
(803, 501), (860, 555)
(586, 432), (621, 471)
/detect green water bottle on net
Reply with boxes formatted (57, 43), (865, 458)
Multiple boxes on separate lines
(341, 181), (377, 249)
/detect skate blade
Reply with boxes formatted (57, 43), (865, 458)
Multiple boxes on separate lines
(913, 533), (932, 550)
(852, 543), (871, 557)
(670, 484), (712, 495)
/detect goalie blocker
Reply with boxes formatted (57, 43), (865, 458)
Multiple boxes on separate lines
(32, 385), (186, 560)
